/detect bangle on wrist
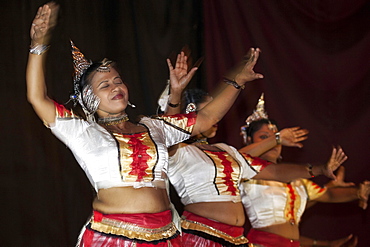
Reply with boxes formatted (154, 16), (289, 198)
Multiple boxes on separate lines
(307, 163), (315, 178)
(275, 132), (281, 144)
(167, 93), (180, 108)
(223, 78), (245, 90)
(29, 43), (50, 55)
(168, 102), (180, 108)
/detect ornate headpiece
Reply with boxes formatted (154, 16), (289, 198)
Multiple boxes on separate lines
(245, 93), (268, 126)
(70, 40), (99, 121)
(71, 40), (92, 87)
(243, 93), (277, 134)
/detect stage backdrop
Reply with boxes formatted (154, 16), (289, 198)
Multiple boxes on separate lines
(203, 0), (370, 246)
(0, 0), (369, 246)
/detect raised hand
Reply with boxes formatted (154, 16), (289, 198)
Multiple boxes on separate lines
(280, 127), (309, 148)
(325, 166), (355, 188)
(167, 51), (199, 94)
(233, 48), (264, 85)
(358, 180), (370, 210)
(322, 147), (348, 180)
(30, 2), (59, 46)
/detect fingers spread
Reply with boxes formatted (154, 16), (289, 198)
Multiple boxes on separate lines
(167, 58), (174, 70)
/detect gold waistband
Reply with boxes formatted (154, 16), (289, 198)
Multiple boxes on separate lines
(181, 218), (249, 245)
(90, 217), (178, 242)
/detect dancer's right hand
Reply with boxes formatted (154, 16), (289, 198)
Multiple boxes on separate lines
(30, 2), (59, 46)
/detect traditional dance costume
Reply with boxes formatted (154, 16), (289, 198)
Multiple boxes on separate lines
(168, 143), (269, 246)
(240, 169), (327, 247)
(49, 102), (197, 246)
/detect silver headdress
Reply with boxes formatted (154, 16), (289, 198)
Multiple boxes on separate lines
(71, 40), (92, 89)
(70, 40), (100, 121)
(241, 93), (277, 143)
(245, 93), (268, 126)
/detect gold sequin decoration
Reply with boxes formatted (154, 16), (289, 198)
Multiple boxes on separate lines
(90, 218), (178, 241)
(181, 218), (249, 245)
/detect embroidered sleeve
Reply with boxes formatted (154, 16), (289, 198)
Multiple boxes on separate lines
(43, 101), (79, 127)
(54, 101), (79, 119)
(49, 101), (92, 146)
(302, 179), (327, 201)
(241, 153), (272, 173)
(153, 112), (197, 135)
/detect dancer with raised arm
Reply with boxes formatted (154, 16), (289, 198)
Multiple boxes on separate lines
(164, 88), (346, 247)
(26, 3), (262, 246)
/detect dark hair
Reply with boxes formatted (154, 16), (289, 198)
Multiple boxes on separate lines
(181, 88), (209, 113)
(77, 61), (118, 92)
(246, 118), (279, 142)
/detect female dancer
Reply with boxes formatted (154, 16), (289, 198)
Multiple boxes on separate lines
(26, 3), (262, 246)
(166, 88), (346, 247)
(239, 94), (370, 247)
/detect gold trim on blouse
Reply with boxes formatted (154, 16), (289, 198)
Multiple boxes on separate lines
(204, 150), (241, 197)
(113, 132), (158, 183)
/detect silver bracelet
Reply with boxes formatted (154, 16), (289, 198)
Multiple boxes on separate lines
(275, 132), (281, 144)
(29, 44), (50, 55)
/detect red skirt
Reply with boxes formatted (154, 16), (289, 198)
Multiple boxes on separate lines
(181, 211), (249, 247)
(247, 228), (300, 247)
(77, 210), (181, 247)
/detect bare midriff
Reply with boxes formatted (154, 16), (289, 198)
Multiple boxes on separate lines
(254, 222), (300, 240)
(184, 201), (245, 226)
(93, 187), (170, 214)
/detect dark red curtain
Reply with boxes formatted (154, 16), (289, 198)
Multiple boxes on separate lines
(203, 0), (370, 245)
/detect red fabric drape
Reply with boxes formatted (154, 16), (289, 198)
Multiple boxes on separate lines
(203, 1), (370, 246)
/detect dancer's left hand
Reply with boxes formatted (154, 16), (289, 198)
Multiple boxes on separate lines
(167, 51), (199, 95)
(233, 48), (264, 85)
(323, 146), (348, 180)
(325, 166), (355, 188)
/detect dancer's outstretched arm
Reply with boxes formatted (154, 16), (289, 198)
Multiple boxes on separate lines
(167, 48), (264, 136)
(26, 2), (59, 124)
(253, 146), (348, 182)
